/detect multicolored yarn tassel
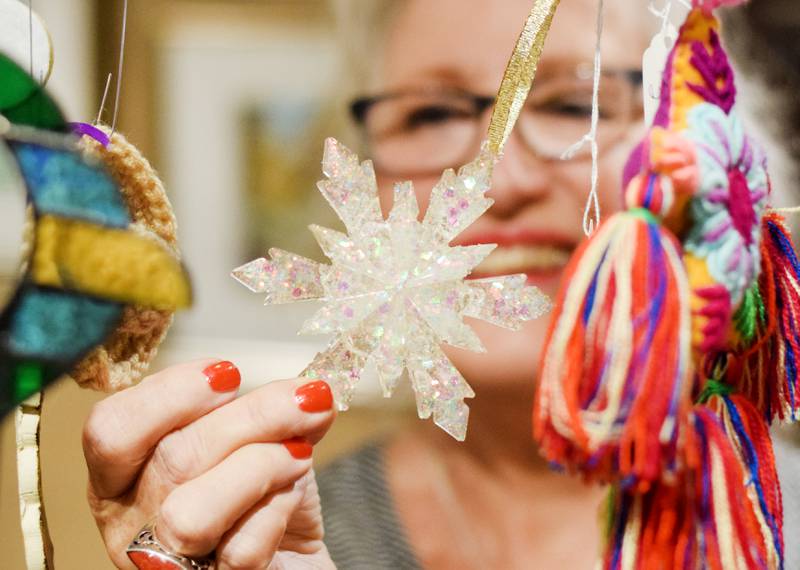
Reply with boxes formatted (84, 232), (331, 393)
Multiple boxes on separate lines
(603, 405), (774, 570)
(705, 390), (784, 568)
(534, 1), (793, 568)
(535, 175), (692, 486)
(735, 212), (800, 421)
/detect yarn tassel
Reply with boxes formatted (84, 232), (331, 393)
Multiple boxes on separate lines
(535, 173), (693, 487)
(601, 407), (771, 569)
(704, 390), (784, 569)
(735, 212), (800, 421)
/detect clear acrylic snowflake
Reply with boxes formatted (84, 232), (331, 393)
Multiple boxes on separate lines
(232, 138), (551, 440)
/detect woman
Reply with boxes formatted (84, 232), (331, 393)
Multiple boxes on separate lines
(82, 1), (659, 568)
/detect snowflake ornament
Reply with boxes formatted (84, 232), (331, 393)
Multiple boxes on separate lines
(232, 138), (551, 440)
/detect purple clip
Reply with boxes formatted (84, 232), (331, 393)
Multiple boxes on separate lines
(69, 122), (111, 147)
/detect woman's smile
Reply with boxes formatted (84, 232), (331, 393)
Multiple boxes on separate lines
(459, 228), (577, 285)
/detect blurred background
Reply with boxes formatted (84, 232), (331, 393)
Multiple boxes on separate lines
(0, 0), (798, 568)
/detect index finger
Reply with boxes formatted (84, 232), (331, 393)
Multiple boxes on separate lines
(83, 359), (241, 499)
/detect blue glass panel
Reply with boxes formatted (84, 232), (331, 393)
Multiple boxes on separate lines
(8, 289), (122, 360)
(9, 142), (130, 227)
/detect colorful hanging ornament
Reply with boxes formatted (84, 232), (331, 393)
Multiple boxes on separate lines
(233, 0), (561, 441)
(535, 0), (795, 568)
(0, 52), (191, 417)
(1, 6), (192, 566)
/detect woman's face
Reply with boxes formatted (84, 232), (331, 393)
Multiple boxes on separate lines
(373, 0), (651, 396)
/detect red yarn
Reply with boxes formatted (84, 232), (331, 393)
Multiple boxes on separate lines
(735, 213), (800, 421)
(534, 205), (692, 488)
(602, 407), (772, 569)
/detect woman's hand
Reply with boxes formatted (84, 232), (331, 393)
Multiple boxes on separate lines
(83, 359), (337, 569)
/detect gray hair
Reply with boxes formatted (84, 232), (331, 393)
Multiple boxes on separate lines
(330, 0), (403, 95)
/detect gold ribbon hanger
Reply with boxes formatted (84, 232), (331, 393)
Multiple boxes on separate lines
(487, 0), (561, 156)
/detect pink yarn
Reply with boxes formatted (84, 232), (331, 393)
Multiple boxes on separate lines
(693, 0), (747, 12)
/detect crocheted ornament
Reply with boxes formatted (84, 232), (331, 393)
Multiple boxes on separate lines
(535, 1), (793, 568)
(68, 126), (181, 393)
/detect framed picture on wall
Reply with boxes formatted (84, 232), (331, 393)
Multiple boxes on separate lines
(147, 1), (393, 401)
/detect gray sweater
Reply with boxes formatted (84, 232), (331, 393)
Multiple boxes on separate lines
(319, 435), (800, 569)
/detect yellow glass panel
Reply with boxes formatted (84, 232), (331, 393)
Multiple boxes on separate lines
(31, 215), (191, 309)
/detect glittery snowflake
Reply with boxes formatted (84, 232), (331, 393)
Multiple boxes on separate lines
(232, 138), (551, 440)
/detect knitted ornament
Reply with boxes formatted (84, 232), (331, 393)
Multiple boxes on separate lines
(535, 1), (793, 567)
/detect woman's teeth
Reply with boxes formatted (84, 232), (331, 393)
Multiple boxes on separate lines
(474, 244), (572, 276)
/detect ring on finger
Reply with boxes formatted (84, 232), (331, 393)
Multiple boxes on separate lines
(127, 521), (216, 570)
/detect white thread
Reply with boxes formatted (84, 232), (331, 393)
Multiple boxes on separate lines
(562, 0), (605, 236)
(770, 205), (800, 214)
(95, 72), (113, 125)
(27, 0), (33, 78)
(583, 0), (604, 236)
(111, 0), (129, 135)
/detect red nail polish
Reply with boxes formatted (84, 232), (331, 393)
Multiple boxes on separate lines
(128, 550), (183, 570)
(295, 380), (333, 412)
(283, 436), (313, 459)
(203, 361), (240, 393)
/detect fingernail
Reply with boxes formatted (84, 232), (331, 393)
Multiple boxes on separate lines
(128, 550), (183, 570)
(203, 361), (240, 393)
(283, 436), (313, 460)
(294, 380), (333, 413)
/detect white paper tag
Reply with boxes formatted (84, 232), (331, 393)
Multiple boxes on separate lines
(642, 24), (678, 125)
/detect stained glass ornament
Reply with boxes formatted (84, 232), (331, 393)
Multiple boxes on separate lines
(0, 52), (192, 418)
(234, 138), (551, 440)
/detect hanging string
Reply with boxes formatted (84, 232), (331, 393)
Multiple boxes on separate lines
(560, 0), (604, 236)
(95, 72), (113, 125)
(769, 205), (800, 215)
(27, 0), (33, 78)
(111, 0), (129, 136)
(487, 0), (561, 156)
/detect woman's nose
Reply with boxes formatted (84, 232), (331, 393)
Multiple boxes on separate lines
(487, 133), (551, 218)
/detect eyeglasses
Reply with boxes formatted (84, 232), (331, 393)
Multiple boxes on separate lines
(350, 67), (643, 178)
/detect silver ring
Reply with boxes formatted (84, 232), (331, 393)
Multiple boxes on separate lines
(127, 521), (215, 570)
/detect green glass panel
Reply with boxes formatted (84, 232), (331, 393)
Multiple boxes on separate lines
(0, 54), (65, 131)
(14, 362), (43, 403)
(0, 53), (35, 109)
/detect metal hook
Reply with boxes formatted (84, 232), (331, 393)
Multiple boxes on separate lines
(111, 0), (129, 136)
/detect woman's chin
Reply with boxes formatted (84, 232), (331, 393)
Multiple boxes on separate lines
(444, 318), (545, 395)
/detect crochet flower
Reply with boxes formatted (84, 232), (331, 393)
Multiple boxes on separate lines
(683, 103), (768, 306)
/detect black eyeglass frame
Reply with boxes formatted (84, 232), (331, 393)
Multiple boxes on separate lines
(347, 69), (644, 177)
(349, 69), (644, 128)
